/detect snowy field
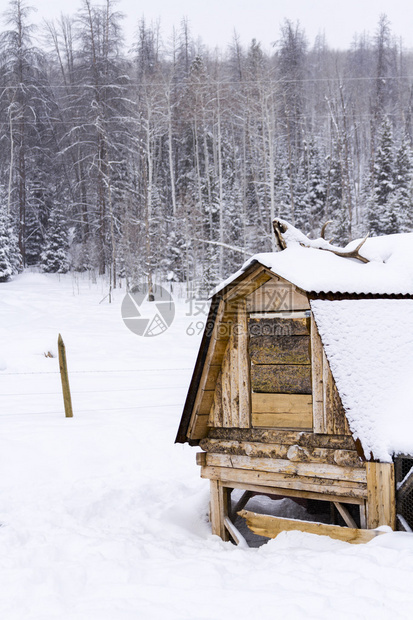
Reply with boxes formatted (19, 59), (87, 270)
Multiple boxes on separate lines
(1, 271), (413, 620)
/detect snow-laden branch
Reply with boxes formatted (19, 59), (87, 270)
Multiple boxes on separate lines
(191, 238), (252, 256)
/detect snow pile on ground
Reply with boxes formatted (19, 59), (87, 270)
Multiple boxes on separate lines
(213, 224), (413, 296)
(1, 272), (413, 619)
(311, 299), (413, 461)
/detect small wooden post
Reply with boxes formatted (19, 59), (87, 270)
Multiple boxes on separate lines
(366, 462), (396, 529)
(210, 480), (230, 541)
(58, 334), (73, 418)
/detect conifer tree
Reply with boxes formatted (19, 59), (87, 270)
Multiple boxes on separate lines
(0, 205), (13, 282)
(41, 204), (69, 273)
(0, 189), (21, 281)
(368, 117), (396, 234)
(392, 136), (413, 232)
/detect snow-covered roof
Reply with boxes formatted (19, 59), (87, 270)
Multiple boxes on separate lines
(212, 224), (413, 296)
(311, 299), (413, 462)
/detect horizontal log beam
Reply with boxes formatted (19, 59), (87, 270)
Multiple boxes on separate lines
(248, 317), (309, 337)
(252, 411), (313, 430)
(207, 428), (357, 450)
(201, 465), (368, 499)
(219, 480), (365, 505)
(205, 453), (367, 483)
(252, 393), (313, 415)
(199, 438), (363, 468)
(249, 335), (311, 365)
(251, 364), (312, 394)
(238, 510), (384, 544)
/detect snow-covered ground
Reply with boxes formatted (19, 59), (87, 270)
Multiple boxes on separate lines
(1, 272), (413, 620)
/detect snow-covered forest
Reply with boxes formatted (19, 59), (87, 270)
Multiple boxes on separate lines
(1, 0), (413, 288)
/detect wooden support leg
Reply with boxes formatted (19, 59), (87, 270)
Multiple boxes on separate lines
(333, 502), (357, 528)
(210, 480), (230, 541)
(366, 462), (396, 529)
(359, 502), (367, 529)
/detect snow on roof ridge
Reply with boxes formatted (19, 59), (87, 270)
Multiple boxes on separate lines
(275, 218), (373, 261)
(211, 223), (413, 297)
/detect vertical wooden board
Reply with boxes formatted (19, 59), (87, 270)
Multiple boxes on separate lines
(209, 369), (223, 427)
(343, 412), (352, 436)
(221, 341), (232, 427)
(366, 462), (396, 529)
(230, 313), (240, 427)
(311, 316), (325, 434)
(322, 350), (335, 434)
(187, 299), (226, 441)
(238, 300), (251, 428)
(204, 364), (222, 390)
(323, 352), (347, 435)
(210, 480), (230, 540)
(210, 480), (222, 537)
(331, 382), (348, 435)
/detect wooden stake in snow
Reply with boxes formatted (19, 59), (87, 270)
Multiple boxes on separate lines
(58, 334), (73, 418)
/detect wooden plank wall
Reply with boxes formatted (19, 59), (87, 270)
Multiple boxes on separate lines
(209, 300), (251, 428)
(200, 428), (365, 501)
(245, 278), (310, 313)
(188, 266), (272, 440)
(249, 312), (313, 430)
(189, 274), (352, 442)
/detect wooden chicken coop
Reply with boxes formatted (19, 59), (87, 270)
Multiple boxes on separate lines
(176, 220), (413, 545)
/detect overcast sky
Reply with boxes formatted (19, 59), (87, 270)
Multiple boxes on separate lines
(30, 0), (413, 52)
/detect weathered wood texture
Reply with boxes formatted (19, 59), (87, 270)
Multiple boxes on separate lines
(248, 312), (313, 430)
(333, 502), (357, 528)
(251, 364), (312, 394)
(210, 480), (230, 540)
(187, 298), (228, 439)
(239, 510), (384, 544)
(220, 480), (365, 505)
(201, 450), (367, 501)
(188, 298), (245, 439)
(224, 516), (248, 547)
(209, 300), (251, 428)
(199, 438), (363, 468)
(237, 300), (251, 428)
(366, 462), (396, 529)
(201, 465), (367, 499)
(223, 267), (272, 302)
(245, 279), (310, 312)
(208, 427), (357, 450)
(249, 335), (311, 365)
(58, 334), (73, 418)
(311, 317), (351, 436)
(205, 453), (366, 483)
(323, 350), (350, 435)
(251, 393), (313, 429)
(252, 393), (312, 414)
(311, 315), (324, 432)
(249, 317), (310, 336)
